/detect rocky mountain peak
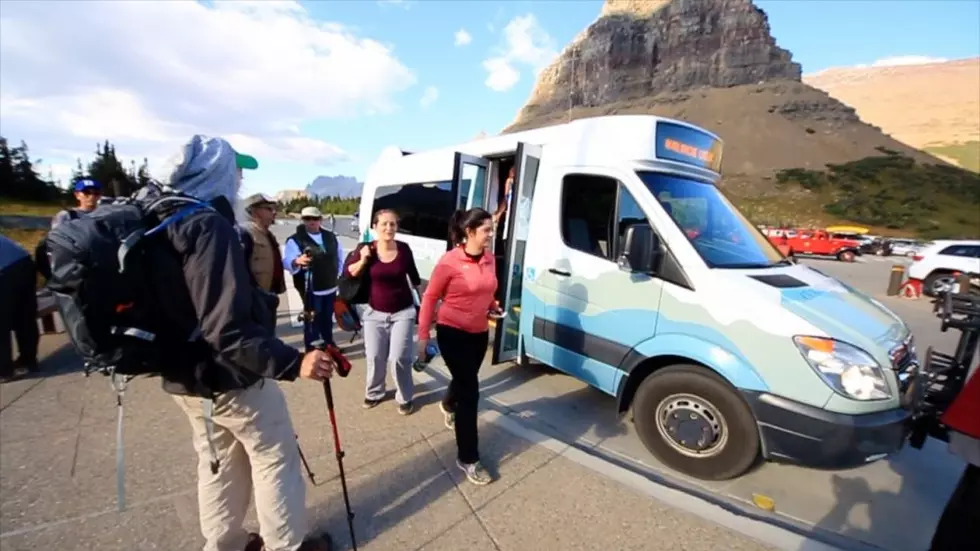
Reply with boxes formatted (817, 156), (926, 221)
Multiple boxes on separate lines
(507, 0), (803, 130)
(600, 0), (671, 18)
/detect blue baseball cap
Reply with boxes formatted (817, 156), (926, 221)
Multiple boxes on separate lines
(73, 178), (101, 192)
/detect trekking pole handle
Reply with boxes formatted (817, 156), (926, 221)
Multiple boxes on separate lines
(310, 339), (352, 378)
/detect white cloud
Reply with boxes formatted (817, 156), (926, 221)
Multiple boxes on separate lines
(454, 28), (472, 47)
(482, 14), (557, 92)
(419, 86), (440, 108)
(0, 0), (416, 181)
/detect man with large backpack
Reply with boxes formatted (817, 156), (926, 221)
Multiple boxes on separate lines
(46, 135), (338, 551)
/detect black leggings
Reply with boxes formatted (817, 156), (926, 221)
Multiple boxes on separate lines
(437, 324), (488, 465)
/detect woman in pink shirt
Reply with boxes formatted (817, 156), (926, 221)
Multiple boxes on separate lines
(417, 207), (501, 486)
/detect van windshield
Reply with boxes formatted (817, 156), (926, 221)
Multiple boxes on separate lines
(636, 171), (787, 269)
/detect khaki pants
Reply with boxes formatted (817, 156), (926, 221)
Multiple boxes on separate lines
(173, 380), (308, 551)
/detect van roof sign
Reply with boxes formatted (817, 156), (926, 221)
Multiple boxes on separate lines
(654, 120), (723, 172)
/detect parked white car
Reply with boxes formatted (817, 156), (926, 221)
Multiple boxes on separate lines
(907, 239), (980, 296)
(889, 238), (922, 257)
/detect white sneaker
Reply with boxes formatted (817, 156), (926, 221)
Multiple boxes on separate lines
(456, 459), (493, 485)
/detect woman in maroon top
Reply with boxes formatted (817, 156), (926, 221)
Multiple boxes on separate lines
(345, 209), (422, 414)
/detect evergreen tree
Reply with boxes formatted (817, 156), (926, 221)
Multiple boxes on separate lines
(86, 140), (135, 197)
(136, 157), (153, 187)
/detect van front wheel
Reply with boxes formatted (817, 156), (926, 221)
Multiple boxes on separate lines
(632, 365), (759, 481)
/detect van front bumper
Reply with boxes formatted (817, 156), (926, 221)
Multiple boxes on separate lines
(741, 391), (910, 469)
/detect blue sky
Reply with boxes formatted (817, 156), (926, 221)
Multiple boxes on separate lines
(1, 0), (977, 197)
(245, 0), (979, 196)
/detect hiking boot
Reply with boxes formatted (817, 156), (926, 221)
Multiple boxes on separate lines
(363, 397), (382, 409)
(439, 402), (455, 429)
(297, 532), (334, 551)
(398, 401), (414, 415)
(457, 459), (493, 485)
(244, 532), (263, 551)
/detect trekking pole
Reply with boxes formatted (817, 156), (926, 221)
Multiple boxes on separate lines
(295, 434), (316, 485)
(312, 339), (357, 550)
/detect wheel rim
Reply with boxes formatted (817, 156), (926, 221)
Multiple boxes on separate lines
(654, 394), (728, 458)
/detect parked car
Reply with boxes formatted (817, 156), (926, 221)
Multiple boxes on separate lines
(767, 229), (863, 262)
(907, 240), (980, 297)
(859, 237), (893, 256)
(889, 238), (922, 257)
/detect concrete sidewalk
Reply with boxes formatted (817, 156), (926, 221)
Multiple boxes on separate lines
(0, 320), (793, 551)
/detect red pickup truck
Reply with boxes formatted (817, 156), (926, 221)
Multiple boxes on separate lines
(766, 229), (862, 262)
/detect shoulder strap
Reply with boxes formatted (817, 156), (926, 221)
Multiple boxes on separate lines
(117, 201), (213, 272)
(237, 225), (254, 260)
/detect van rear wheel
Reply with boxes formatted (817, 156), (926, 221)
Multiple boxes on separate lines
(632, 364), (759, 481)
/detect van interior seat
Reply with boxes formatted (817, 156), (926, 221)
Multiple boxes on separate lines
(566, 218), (603, 257)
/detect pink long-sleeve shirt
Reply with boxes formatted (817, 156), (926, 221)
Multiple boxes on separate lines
(417, 246), (498, 340)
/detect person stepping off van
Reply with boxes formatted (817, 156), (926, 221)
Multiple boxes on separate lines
(417, 207), (502, 486)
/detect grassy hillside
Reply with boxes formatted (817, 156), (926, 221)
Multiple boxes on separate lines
(0, 197), (67, 216)
(924, 141), (980, 173)
(761, 148), (979, 238)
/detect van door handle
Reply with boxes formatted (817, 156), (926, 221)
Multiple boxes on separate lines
(548, 268), (571, 277)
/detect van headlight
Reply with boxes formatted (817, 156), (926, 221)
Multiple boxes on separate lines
(793, 336), (891, 401)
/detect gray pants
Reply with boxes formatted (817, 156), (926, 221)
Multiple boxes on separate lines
(362, 305), (416, 404)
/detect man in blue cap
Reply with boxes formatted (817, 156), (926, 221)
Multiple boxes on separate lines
(51, 178), (103, 228)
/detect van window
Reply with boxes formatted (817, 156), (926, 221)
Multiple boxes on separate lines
(560, 175), (614, 259)
(560, 174), (656, 262)
(373, 181), (455, 240)
(636, 171), (786, 268)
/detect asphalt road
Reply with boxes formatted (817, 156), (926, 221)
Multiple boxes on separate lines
(271, 221), (965, 551)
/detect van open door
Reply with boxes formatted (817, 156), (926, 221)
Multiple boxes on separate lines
(492, 142), (543, 365)
(452, 151), (490, 207)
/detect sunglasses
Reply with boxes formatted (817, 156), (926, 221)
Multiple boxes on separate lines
(302, 217), (322, 222)
(79, 189), (101, 196)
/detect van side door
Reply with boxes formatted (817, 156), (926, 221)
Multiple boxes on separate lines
(492, 143), (542, 364)
(530, 169), (665, 396)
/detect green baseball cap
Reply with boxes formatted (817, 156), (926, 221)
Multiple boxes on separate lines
(236, 152), (258, 170)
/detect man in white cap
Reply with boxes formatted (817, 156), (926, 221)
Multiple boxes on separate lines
(239, 193), (286, 298)
(282, 206), (345, 350)
(158, 135), (336, 551)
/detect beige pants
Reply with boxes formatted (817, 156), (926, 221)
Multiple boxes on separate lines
(173, 380), (308, 551)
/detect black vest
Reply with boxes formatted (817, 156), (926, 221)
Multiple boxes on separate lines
(291, 225), (339, 292)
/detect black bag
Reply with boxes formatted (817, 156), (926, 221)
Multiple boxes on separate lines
(338, 243), (372, 305)
(44, 183), (214, 378)
(34, 209), (79, 280)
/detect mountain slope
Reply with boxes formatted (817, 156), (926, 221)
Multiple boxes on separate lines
(804, 57), (980, 171)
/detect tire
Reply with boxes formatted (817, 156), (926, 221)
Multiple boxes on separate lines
(923, 271), (956, 298)
(632, 364), (760, 481)
(837, 250), (856, 262)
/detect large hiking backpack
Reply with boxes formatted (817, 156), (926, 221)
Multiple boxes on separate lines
(45, 183), (214, 379)
(34, 209), (79, 280)
(44, 183), (215, 512)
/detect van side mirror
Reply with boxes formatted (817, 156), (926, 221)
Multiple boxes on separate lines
(618, 224), (661, 274)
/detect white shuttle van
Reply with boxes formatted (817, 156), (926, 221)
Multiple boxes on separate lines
(358, 115), (918, 481)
